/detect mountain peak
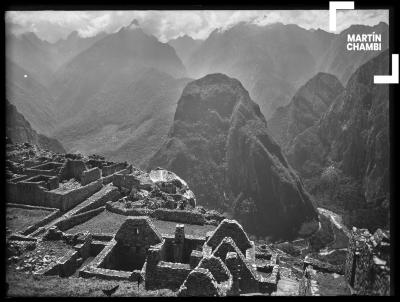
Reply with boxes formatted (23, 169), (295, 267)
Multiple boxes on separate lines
(128, 18), (140, 28)
(150, 74), (319, 239)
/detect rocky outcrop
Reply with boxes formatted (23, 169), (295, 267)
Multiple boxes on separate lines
(268, 72), (344, 148)
(287, 50), (390, 230)
(6, 99), (66, 154)
(149, 73), (319, 239)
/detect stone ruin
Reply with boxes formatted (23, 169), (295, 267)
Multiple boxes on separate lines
(344, 227), (390, 295)
(6, 147), (129, 212)
(143, 218), (280, 296)
(5, 143), (391, 296)
(297, 226), (390, 296)
(7, 143), (278, 296)
(32, 217), (280, 296)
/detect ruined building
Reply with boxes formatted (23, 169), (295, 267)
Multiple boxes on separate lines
(5, 143), (391, 296)
(344, 228), (390, 295)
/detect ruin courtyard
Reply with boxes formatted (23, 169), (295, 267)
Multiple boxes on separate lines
(5, 143), (390, 296)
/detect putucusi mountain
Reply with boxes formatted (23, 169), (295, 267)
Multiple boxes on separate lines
(286, 50), (390, 231)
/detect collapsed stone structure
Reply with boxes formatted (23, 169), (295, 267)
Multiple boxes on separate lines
(298, 226), (391, 296)
(344, 227), (390, 295)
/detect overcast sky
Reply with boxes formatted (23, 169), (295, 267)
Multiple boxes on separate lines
(5, 10), (389, 43)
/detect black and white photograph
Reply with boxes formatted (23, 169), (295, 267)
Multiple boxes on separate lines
(3, 3), (396, 296)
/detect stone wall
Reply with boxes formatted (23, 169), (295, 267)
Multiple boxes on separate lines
(7, 181), (47, 206)
(198, 256), (231, 283)
(58, 160), (86, 182)
(212, 237), (259, 294)
(24, 168), (59, 177)
(81, 167), (101, 186)
(20, 208), (61, 236)
(106, 201), (154, 216)
(206, 219), (252, 254)
(74, 186), (120, 215)
(9, 174), (32, 183)
(298, 265), (313, 296)
(344, 227), (390, 295)
(46, 179), (103, 211)
(26, 162), (63, 175)
(112, 173), (139, 190)
(148, 261), (192, 291)
(79, 239), (139, 281)
(56, 207), (105, 231)
(178, 267), (222, 297)
(102, 163), (127, 177)
(152, 208), (205, 225)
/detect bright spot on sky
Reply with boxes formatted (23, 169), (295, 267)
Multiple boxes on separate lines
(24, 74), (28, 78)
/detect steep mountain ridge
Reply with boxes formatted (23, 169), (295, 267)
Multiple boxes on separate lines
(6, 100), (66, 154)
(268, 72), (344, 148)
(287, 50), (389, 231)
(149, 73), (319, 239)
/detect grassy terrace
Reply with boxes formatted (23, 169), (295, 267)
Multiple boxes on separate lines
(6, 270), (175, 297)
(6, 207), (54, 233)
(66, 209), (216, 237)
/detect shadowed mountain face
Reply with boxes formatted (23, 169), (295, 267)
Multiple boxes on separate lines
(286, 50), (389, 231)
(184, 22), (388, 119)
(6, 100), (66, 154)
(149, 73), (319, 239)
(268, 72), (344, 148)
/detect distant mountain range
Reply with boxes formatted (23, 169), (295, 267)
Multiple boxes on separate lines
(182, 22), (388, 119)
(5, 21), (389, 170)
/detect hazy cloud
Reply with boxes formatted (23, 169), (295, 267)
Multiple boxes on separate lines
(5, 10), (389, 43)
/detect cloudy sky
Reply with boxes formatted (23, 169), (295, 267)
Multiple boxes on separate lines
(5, 10), (389, 43)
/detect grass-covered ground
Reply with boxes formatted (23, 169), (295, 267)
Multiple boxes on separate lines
(66, 209), (216, 237)
(311, 271), (350, 296)
(6, 207), (54, 233)
(152, 219), (216, 237)
(6, 270), (175, 297)
(66, 210), (126, 234)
